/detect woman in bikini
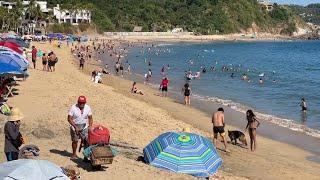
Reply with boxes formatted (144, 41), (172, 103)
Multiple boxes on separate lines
(131, 82), (144, 95)
(245, 110), (260, 152)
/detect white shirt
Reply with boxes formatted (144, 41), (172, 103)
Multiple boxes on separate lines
(68, 104), (92, 125)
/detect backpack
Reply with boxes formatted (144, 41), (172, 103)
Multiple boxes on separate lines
(0, 103), (11, 115)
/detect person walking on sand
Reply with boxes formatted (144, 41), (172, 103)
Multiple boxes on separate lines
(159, 77), (169, 97)
(127, 64), (131, 74)
(79, 55), (85, 70)
(67, 96), (93, 160)
(31, 46), (37, 69)
(182, 83), (191, 105)
(42, 53), (48, 71)
(120, 62), (124, 77)
(300, 98), (307, 112)
(4, 108), (25, 161)
(212, 108), (229, 152)
(245, 110), (260, 152)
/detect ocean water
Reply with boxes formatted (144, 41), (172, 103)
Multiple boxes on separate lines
(108, 41), (320, 138)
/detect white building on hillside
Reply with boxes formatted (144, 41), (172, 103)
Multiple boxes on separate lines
(53, 4), (91, 25)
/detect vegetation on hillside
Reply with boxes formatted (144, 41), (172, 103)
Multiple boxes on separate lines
(290, 4), (320, 25)
(44, 0), (300, 35)
(0, 0), (303, 36)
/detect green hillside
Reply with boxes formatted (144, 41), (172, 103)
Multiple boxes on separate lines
(46, 0), (301, 35)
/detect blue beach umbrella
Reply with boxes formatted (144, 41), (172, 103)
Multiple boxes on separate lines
(0, 54), (27, 71)
(0, 61), (23, 75)
(143, 132), (223, 177)
(0, 51), (28, 70)
(0, 49), (28, 65)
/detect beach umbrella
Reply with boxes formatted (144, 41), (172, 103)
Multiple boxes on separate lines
(143, 132), (222, 177)
(0, 51), (28, 70)
(0, 54), (27, 71)
(0, 159), (68, 180)
(0, 49), (28, 65)
(0, 41), (22, 54)
(4, 38), (29, 48)
(0, 61), (23, 75)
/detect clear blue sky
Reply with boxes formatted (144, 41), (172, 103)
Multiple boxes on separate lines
(273, 0), (320, 6)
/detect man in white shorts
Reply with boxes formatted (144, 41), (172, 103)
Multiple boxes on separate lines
(67, 95), (93, 159)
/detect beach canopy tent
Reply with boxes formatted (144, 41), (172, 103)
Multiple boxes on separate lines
(47, 33), (64, 40)
(0, 41), (23, 54)
(0, 49), (28, 65)
(3, 38), (30, 48)
(0, 159), (69, 180)
(80, 35), (88, 42)
(0, 60), (24, 76)
(143, 132), (223, 177)
(0, 31), (18, 39)
(0, 51), (28, 71)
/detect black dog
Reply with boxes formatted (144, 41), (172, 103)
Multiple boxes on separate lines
(228, 130), (247, 146)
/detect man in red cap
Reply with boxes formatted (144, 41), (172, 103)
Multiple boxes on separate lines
(67, 95), (93, 160)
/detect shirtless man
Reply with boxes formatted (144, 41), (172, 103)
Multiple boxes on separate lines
(212, 107), (229, 152)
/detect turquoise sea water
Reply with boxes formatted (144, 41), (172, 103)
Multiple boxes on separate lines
(120, 41), (320, 138)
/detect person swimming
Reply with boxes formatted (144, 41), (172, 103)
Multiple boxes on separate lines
(259, 78), (263, 84)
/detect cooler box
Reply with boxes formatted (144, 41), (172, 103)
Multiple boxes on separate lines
(88, 125), (110, 145)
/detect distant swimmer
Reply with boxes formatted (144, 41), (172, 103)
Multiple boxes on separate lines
(272, 79), (276, 83)
(300, 98), (307, 112)
(202, 67), (207, 73)
(231, 73), (235, 78)
(259, 78), (263, 84)
(242, 74), (248, 81)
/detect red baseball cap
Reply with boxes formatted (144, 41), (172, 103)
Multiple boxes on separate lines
(78, 95), (87, 103)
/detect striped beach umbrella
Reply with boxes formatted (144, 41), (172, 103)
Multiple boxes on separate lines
(143, 132), (222, 177)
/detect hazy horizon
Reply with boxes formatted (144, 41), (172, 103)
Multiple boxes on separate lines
(273, 0), (320, 6)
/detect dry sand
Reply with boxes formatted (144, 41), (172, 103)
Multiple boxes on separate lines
(0, 41), (319, 180)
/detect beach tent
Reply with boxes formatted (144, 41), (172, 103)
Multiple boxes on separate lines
(0, 159), (69, 180)
(0, 41), (23, 54)
(80, 35), (88, 42)
(3, 38), (29, 48)
(0, 61), (24, 75)
(0, 51), (28, 70)
(144, 132), (222, 177)
(47, 33), (64, 40)
(0, 49), (28, 65)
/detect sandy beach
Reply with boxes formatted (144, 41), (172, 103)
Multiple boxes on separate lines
(0, 40), (320, 180)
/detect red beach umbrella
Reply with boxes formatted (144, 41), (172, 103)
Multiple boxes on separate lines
(0, 41), (23, 54)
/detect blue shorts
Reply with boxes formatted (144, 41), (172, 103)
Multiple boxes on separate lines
(6, 152), (19, 161)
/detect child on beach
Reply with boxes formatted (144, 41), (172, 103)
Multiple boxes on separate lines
(42, 53), (48, 71)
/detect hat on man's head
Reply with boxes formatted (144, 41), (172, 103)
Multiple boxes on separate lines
(9, 107), (24, 121)
(78, 96), (87, 103)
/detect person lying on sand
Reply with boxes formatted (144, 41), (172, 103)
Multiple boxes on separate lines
(131, 82), (144, 95)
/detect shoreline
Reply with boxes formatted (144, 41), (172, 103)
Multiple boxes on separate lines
(74, 41), (320, 178)
(97, 40), (320, 156)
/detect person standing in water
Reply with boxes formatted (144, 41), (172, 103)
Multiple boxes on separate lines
(212, 108), (229, 153)
(159, 77), (169, 97)
(245, 110), (260, 152)
(182, 83), (191, 105)
(300, 98), (307, 112)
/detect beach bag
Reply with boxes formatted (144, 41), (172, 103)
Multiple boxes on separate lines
(88, 125), (110, 145)
(0, 103), (11, 115)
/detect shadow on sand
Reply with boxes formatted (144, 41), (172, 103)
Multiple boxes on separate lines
(49, 149), (107, 172)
